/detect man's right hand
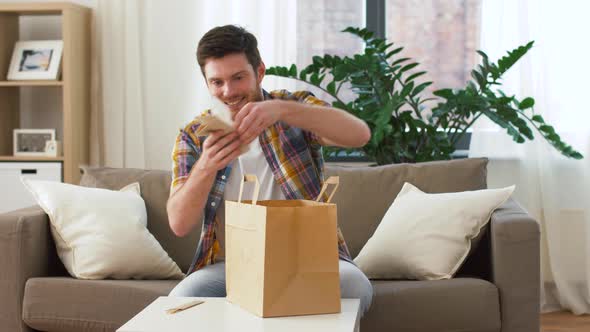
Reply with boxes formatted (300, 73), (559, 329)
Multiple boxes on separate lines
(167, 130), (241, 237)
(196, 130), (242, 174)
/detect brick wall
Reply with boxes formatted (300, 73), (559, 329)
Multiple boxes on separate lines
(386, 0), (482, 91)
(296, 0), (482, 100)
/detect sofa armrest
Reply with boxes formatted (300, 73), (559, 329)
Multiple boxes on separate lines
(490, 198), (540, 332)
(0, 206), (64, 332)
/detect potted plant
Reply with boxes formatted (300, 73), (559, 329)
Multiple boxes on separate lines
(267, 27), (582, 165)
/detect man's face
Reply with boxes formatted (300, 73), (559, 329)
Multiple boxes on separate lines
(203, 53), (265, 116)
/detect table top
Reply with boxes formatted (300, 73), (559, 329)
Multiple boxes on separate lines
(117, 296), (360, 332)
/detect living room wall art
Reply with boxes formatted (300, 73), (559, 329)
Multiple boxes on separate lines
(7, 40), (63, 80)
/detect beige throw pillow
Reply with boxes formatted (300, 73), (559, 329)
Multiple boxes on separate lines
(21, 178), (184, 280)
(354, 182), (515, 280)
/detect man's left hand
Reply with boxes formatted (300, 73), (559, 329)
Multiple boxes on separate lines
(233, 100), (283, 145)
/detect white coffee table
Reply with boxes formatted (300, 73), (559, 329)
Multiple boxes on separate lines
(117, 296), (360, 332)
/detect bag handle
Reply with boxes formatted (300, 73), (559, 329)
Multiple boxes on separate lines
(315, 176), (339, 203)
(238, 174), (260, 205)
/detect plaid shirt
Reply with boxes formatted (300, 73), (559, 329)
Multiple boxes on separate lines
(171, 89), (352, 275)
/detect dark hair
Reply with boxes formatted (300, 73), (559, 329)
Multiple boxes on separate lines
(197, 25), (262, 77)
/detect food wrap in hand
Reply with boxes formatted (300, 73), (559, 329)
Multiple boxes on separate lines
(195, 97), (249, 154)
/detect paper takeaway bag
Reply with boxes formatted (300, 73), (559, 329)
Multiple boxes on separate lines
(225, 175), (341, 318)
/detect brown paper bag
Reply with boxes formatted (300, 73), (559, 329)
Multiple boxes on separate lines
(225, 175), (341, 318)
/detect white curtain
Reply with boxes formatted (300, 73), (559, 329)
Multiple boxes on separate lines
(91, 0), (297, 169)
(471, 0), (590, 314)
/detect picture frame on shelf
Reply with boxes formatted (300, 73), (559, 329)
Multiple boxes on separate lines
(13, 129), (56, 156)
(44, 140), (62, 157)
(7, 40), (63, 80)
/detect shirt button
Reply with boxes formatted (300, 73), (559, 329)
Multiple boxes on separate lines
(221, 175), (226, 180)
(211, 202), (216, 207)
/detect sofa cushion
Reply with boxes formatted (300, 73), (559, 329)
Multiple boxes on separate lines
(79, 166), (200, 273)
(325, 158), (488, 259)
(22, 277), (178, 332)
(21, 179), (183, 280)
(354, 182), (514, 280)
(362, 278), (501, 332)
(22, 277), (499, 332)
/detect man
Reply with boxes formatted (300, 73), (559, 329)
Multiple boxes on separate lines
(167, 25), (373, 314)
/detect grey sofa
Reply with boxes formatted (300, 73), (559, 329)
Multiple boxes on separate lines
(0, 158), (540, 332)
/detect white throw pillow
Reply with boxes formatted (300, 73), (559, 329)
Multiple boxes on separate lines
(354, 182), (515, 280)
(21, 178), (184, 280)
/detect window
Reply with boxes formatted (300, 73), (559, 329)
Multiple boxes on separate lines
(295, 0), (365, 102)
(294, 0), (482, 98)
(385, 0), (482, 92)
(292, 0), (482, 161)
(296, 0), (365, 66)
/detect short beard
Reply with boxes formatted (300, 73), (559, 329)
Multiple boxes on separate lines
(253, 74), (264, 102)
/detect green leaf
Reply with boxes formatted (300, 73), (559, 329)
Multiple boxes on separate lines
(411, 82), (433, 96)
(400, 81), (414, 97)
(517, 125), (534, 140)
(333, 64), (349, 81)
(342, 27), (360, 35)
(404, 71), (427, 83)
(386, 47), (404, 59)
(539, 124), (555, 134)
(548, 133), (561, 141)
(571, 151), (584, 159)
(312, 55), (324, 66)
(363, 30), (375, 40)
(310, 72), (321, 86)
(289, 64), (297, 77)
(483, 110), (524, 143)
(471, 70), (486, 89)
(493, 41), (534, 80)
(518, 97), (535, 109)
(279, 66), (289, 76)
(376, 107), (393, 127)
(400, 63), (419, 73)
(476, 50), (489, 59)
(266, 66), (289, 77)
(391, 57), (411, 67)
(327, 81), (336, 95)
(433, 89), (454, 99)
(332, 100), (348, 111)
(299, 69), (308, 80)
(532, 115), (545, 123)
(380, 42), (395, 52)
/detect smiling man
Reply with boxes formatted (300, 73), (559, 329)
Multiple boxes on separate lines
(166, 25), (373, 315)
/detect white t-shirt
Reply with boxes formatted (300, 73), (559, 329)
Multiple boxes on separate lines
(215, 138), (286, 259)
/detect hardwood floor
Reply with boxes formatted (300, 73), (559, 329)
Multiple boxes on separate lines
(541, 311), (590, 332)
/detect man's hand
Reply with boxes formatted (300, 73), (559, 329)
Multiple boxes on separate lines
(196, 130), (242, 174)
(233, 100), (283, 145)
